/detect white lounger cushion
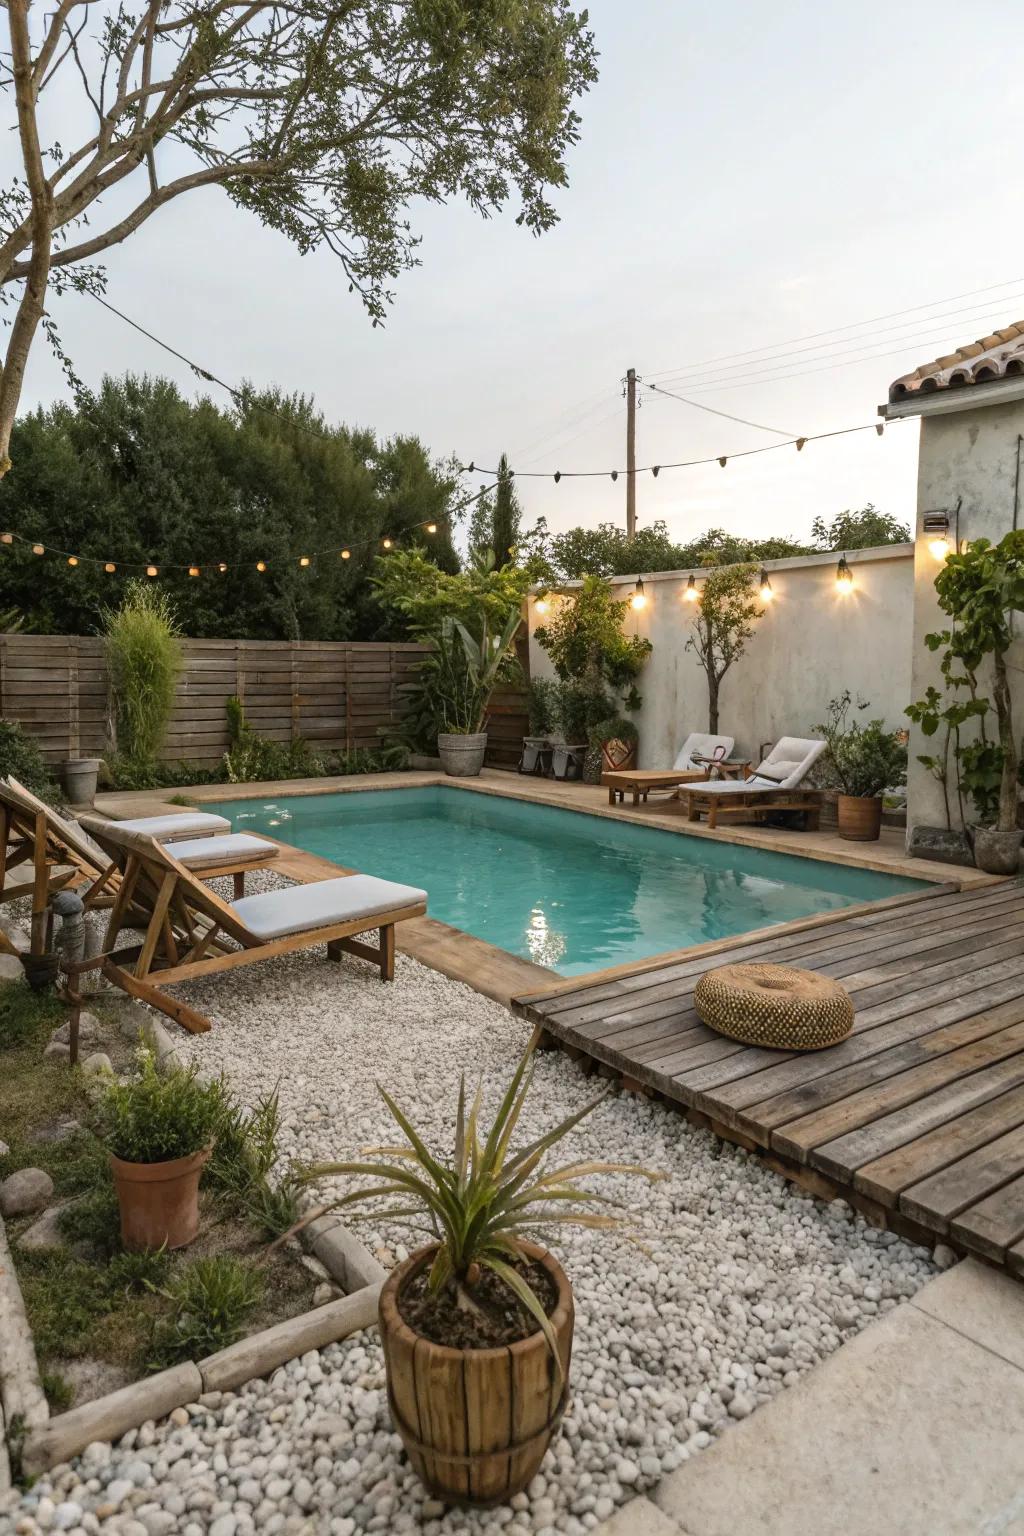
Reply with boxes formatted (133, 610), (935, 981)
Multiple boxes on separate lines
(674, 733), (735, 771)
(170, 833), (279, 867)
(691, 737), (826, 795)
(232, 874), (427, 939)
(117, 812), (232, 841)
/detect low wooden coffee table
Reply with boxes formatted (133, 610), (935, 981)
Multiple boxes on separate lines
(604, 769), (708, 805)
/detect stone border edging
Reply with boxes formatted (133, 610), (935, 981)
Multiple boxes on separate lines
(21, 1284), (383, 1475)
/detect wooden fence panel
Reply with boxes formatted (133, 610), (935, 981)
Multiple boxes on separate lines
(0, 634), (529, 771)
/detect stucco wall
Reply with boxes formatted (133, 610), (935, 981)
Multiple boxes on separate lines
(527, 545), (914, 771)
(906, 397), (1024, 834)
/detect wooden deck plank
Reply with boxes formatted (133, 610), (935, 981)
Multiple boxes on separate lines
(950, 1173), (1024, 1262)
(899, 1123), (1024, 1232)
(770, 1021), (1024, 1164)
(855, 1086), (1024, 1207)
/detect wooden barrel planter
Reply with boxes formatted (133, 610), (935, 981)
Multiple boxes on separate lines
(836, 794), (883, 841)
(379, 1241), (574, 1507)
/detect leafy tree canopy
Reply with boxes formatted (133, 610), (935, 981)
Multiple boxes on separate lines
(0, 374), (461, 639)
(811, 503), (911, 550)
(371, 546), (531, 638)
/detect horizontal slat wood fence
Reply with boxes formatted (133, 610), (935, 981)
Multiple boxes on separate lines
(0, 634), (528, 770)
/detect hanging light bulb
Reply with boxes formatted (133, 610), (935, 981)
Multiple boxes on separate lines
(928, 533), (950, 561)
(146, 565), (158, 577)
(188, 565), (200, 577)
(32, 543), (44, 555)
(299, 556), (310, 567)
(426, 523), (437, 534)
(684, 574), (699, 603)
(759, 568), (773, 601)
(835, 554), (853, 594)
(630, 577), (647, 611)
(104, 562), (116, 574)
(0, 533), (12, 544)
(923, 511), (951, 561)
(218, 563), (228, 573)
(382, 537), (393, 550)
(67, 556), (78, 568)
(256, 560), (267, 573)
(534, 594), (550, 616)
(341, 549), (351, 560)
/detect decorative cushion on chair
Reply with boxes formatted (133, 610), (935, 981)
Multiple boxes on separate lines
(694, 962), (854, 1050)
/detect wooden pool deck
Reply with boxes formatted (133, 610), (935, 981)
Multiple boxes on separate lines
(513, 880), (1024, 1277)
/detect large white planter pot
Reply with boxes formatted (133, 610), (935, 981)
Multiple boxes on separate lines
(437, 732), (487, 777)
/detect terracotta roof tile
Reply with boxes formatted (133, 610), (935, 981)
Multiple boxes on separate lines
(889, 321), (1024, 402)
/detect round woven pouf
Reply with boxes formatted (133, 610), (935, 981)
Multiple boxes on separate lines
(694, 962), (854, 1051)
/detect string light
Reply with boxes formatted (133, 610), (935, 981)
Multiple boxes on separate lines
(146, 565), (158, 577)
(32, 544), (44, 555)
(67, 556), (78, 568)
(684, 574), (699, 603)
(382, 538), (393, 550)
(1, 533), (11, 544)
(759, 568), (773, 601)
(218, 563), (228, 573)
(188, 565), (200, 577)
(256, 561), (267, 573)
(105, 562), (116, 573)
(299, 556), (310, 567)
(426, 523), (437, 534)
(836, 555), (854, 594)
(341, 549), (351, 560)
(630, 577), (647, 612)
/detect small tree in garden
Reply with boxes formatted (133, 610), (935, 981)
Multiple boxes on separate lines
(686, 564), (763, 733)
(469, 454), (523, 568)
(812, 505), (911, 550)
(103, 581), (183, 770)
(907, 532), (1024, 832)
(533, 575), (651, 708)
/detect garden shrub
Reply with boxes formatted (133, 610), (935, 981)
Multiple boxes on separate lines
(98, 1049), (224, 1164)
(148, 1255), (264, 1367)
(103, 581), (183, 769)
(0, 719), (63, 803)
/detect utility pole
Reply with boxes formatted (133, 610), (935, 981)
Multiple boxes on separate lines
(625, 366), (637, 538)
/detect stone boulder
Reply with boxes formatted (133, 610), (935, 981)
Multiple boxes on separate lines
(0, 1166), (54, 1217)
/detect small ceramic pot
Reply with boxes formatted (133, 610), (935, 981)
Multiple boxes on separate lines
(110, 1145), (211, 1251)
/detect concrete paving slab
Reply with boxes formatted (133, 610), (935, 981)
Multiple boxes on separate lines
(654, 1302), (1024, 1536)
(910, 1257), (1024, 1372)
(594, 1497), (688, 1536)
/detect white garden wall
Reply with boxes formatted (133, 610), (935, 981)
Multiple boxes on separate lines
(527, 544), (915, 772)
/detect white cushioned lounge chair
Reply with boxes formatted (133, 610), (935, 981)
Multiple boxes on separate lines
(78, 815), (428, 1034)
(677, 737), (826, 830)
(673, 732), (735, 772)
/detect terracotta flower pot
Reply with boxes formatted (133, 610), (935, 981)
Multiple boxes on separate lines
(836, 794), (883, 842)
(110, 1145), (211, 1252)
(379, 1241), (574, 1507)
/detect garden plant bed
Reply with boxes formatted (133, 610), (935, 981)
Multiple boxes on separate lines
(0, 894), (938, 1535)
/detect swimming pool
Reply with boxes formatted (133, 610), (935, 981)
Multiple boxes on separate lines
(206, 785), (927, 977)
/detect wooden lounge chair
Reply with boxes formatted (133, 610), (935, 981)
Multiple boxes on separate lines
(0, 778), (281, 956)
(677, 737), (826, 830)
(77, 815), (428, 1034)
(605, 732), (735, 805)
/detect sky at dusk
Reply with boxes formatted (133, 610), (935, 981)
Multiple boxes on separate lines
(11, 0), (1024, 548)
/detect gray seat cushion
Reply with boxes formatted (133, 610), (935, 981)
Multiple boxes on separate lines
(231, 874), (427, 939)
(117, 812), (232, 841)
(171, 833), (279, 867)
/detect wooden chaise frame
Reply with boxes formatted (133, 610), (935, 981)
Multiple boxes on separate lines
(77, 816), (427, 1035)
(678, 779), (822, 831)
(0, 778), (280, 956)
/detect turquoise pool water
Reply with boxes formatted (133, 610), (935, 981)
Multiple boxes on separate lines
(207, 786), (927, 977)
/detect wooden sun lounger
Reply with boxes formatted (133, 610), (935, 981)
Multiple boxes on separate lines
(0, 778), (280, 957)
(77, 816), (428, 1034)
(678, 781), (822, 830)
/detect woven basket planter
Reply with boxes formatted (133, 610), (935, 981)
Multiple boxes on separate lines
(694, 962), (854, 1051)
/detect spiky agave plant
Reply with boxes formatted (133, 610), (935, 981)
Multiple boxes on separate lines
(296, 1038), (665, 1355)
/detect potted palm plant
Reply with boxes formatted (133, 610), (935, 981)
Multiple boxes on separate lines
(817, 693), (908, 841)
(294, 1040), (662, 1506)
(433, 610), (522, 777)
(100, 1049), (224, 1252)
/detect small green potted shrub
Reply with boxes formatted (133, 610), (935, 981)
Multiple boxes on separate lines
(816, 693), (908, 841)
(427, 612), (521, 777)
(293, 1041), (662, 1507)
(99, 1050), (224, 1251)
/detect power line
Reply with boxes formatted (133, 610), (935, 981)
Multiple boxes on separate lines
(460, 416), (899, 482)
(643, 277), (1024, 382)
(643, 382), (795, 436)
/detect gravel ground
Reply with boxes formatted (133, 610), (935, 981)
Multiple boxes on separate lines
(3, 881), (937, 1536)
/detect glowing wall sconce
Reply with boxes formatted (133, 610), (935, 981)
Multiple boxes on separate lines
(758, 568), (773, 601)
(534, 593), (550, 615)
(923, 509), (951, 561)
(630, 576), (647, 611)
(683, 574), (699, 603)
(835, 554), (854, 595)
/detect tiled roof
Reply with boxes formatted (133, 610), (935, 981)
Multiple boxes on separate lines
(888, 323), (1024, 403)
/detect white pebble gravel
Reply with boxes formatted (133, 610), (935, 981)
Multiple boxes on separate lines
(2, 881), (936, 1533)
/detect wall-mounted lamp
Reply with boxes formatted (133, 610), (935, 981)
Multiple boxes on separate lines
(683, 573), (699, 603)
(758, 568), (773, 602)
(923, 509), (951, 561)
(835, 554), (853, 595)
(534, 593), (550, 616)
(630, 576), (647, 611)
